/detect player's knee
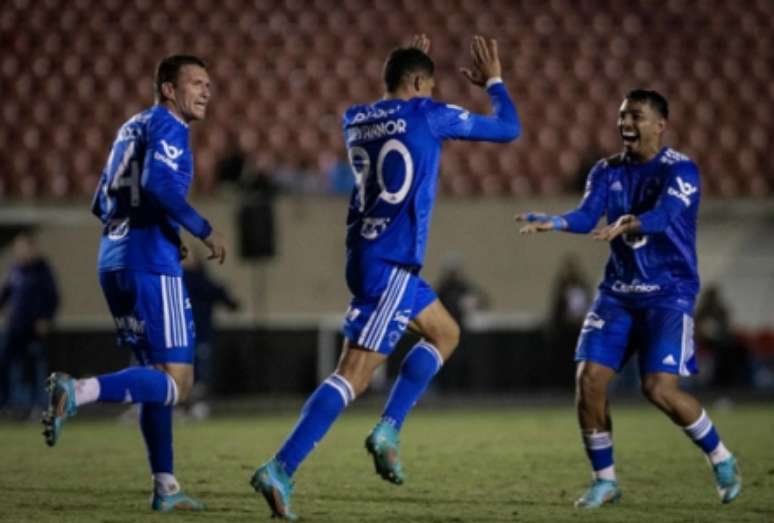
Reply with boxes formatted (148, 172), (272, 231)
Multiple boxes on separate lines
(165, 371), (194, 403)
(576, 369), (606, 403)
(428, 318), (460, 356)
(442, 319), (461, 352)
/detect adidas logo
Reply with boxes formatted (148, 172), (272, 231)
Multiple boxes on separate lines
(662, 354), (677, 366)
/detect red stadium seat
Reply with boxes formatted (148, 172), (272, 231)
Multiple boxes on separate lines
(1, 0), (773, 196)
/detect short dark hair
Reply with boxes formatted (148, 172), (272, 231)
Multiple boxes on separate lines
(625, 89), (669, 119)
(155, 54), (207, 101)
(383, 47), (434, 93)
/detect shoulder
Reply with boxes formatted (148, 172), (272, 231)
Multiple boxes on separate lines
(422, 98), (467, 117)
(343, 102), (405, 127)
(342, 103), (368, 127)
(148, 106), (187, 137)
(599, 153), (627, 169)
(660, 148), (699, 178)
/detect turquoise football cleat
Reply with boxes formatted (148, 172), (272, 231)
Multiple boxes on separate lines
(250, 458), (298, 520)
(712, 455), (741, 503)
(574, 479), (622, 508)
(42, 372), (78, 447)
(151, 491), (206, 512)
(365, 421), (405, 485)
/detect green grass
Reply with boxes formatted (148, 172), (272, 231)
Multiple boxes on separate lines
(1, 403), (773, 522)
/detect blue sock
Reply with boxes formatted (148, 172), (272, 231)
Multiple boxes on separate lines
(582, 431), (615, 479)
(97, 367), (177, 405)
(140, 403), (174, 474)
(381, 342), (443, 431)
(684, 409), (721, 454)
(275, 373), (354, 477)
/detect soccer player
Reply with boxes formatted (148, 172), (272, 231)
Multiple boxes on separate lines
(250, 35), (521, 520)
(42, 55), (226, 512)
(516, 89), (741, 508)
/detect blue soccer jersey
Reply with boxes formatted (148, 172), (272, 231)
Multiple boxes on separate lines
(91, 105), (212, 277)
(342, 80), (520, 269)
(341, 80), (520, 353)
(561, 147), (700, 312)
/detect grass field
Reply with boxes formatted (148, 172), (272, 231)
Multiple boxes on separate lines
(1, 403), (772, 522)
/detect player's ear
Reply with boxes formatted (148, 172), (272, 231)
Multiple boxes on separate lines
(161, 81), (176, 102)
(657, 116), (667, 134)
(413, 75), (421, 93)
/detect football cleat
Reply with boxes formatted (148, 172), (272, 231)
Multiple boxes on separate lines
(365, 421), (405, 485)
(574, 479), (622, 508)
(250, 458), (298, 520)
(712, 455), (741, 504)
(42, 372), (78, 447)
(151, 491), (206, 512)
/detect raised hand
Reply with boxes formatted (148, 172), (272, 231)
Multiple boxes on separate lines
(461, 35), (502, 87)
(407, 34), (431, 54)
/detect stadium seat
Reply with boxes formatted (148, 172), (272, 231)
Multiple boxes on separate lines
(1, 0), (772, 196)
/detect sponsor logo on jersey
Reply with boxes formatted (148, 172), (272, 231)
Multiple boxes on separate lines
(581, 312), (605, 332)
(623, 232), (648, 249)
(667, 176), (697, 207)
(611, 279), (661, 294)
(360, 217), (390, 240)
(610, 180), (623, 191)
(393, 309), (411, 327)
(660, 148), (690, 165)
(107, 218), (130, 240)
(154, 139), (184, 171)
(347, 119), (407, 144)
(351, 106), (401, 124)
(114, 315), (145, 336)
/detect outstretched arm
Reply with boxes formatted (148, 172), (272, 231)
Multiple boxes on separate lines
(427, 36), (520, 143)
(516, 162), (608, 235)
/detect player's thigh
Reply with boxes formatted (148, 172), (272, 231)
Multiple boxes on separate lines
(343, 263), (425, 356)
(100, 270), (195, 366)
(574, 299), (635, 372)
(638, 308), (697, 377)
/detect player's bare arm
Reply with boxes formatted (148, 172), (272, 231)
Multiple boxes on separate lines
(460, 35), (501, 87)
(591, 214), (641, 241)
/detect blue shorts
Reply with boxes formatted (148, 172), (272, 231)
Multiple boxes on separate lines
(99, 270), (195, 365)
(575, 298), (697, 376)
(343, 260), (437, 355)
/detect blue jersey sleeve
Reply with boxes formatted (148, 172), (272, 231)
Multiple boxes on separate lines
(637, 161), (700, 234)
(425, 80), (521, 142)
(560, 161), (608, 233)
(141, 117), (212, 239)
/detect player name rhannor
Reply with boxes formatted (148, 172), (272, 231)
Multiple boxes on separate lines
(347, 119), (407, 144)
